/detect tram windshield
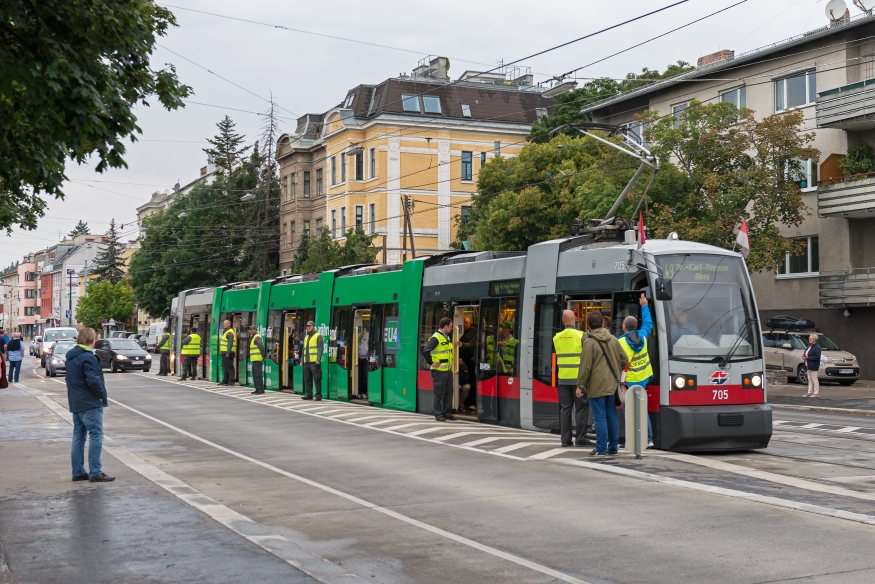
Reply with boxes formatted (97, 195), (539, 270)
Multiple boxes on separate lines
(655, 254), (760, 362)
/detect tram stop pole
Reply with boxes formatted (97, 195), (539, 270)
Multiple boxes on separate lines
(625, 385), (648, 459)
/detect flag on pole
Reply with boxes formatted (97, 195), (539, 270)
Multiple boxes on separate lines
(736, 218), (750, 258)
(637, 211), (646, 249)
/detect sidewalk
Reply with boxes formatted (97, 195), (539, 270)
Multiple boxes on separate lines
(768, 379), (875, 414)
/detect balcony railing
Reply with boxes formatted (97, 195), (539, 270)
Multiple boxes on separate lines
(820, 268), (875, 307)
(817, 175), (875, 218)
(816, 78), (875, 130)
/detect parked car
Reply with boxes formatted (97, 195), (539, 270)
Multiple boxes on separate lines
(30, 335), (42, 356)
(146, 322), (166, 352)
(41, 327), (79, 367)
(45, 341), (77, 377)
(765, 315), (816, 331)
(108, 331), (128, 339)
(128, 333), (148, 350)
(94, 338), (152, 373)
(763, 331), (859, 385)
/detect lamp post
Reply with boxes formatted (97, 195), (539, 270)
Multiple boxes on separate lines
(67, 268), (75, 326)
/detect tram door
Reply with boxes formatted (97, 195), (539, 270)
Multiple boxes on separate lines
(281, 312), (298, 390)
(184, 312), (209, 379)
(453, 305), (479, 414)
(351, 309), (371, 399)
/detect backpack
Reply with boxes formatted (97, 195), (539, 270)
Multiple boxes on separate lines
(6, 339), (20, 352)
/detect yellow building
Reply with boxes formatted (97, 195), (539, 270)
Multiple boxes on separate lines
(276, 57), (560, 269)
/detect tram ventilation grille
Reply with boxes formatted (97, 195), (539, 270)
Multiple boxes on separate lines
(717, 413), (744, 427)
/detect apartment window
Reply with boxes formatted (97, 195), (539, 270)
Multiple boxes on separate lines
(303, 171), (311, 197)
(344, 93), (354, 108)
(281, 176), (288, 201)
(672, 102), (689, 127)
(369, 147), (376, 178)
(461, 151), (473, 181)
(316, 218), (323, 231)
(341, 155), (347, 182)
(461, 206), (472, 224)
(355, 205), (363, 229)
(778, 236), (819, 276)
(401, 94), (420, 112)
(355, 152), (363, 180)
(494, 141), (501, 156)
(369, 203), (375, 234)
(331, 156), (337, 185)
(291, 173), (297, 199)
(25, 272), (35, 282)
(340, 207), (347, 235)
(461, 102), (471, 117)
(423, 96), (441, 114)
(303, 220), (310, 235)
(481, 152), (487, 166)
(624, 120), (649, 147)
(25, 289), (37, 298)
(790, 158), (818, 189)
(316, 168), (323, 196)
(776, 70), (816, 112)
(289, 222), (295, 246)
(331, 210), (337, 238)
(535, 107), (548, 119)
(25, 307), (36, 316)
(721, 86), (746, 109)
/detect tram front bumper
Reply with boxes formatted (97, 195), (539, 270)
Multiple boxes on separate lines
(657, 404), (772, 453)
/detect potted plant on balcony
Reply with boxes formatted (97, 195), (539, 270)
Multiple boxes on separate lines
(839, 142), (875, 182)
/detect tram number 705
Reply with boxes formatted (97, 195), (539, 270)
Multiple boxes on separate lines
(712, 389), (729, 401)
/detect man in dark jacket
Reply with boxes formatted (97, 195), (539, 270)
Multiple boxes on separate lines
(804, 334), (822, 398)
(66, 327), (115, 482)
(156, 326), (171, 376)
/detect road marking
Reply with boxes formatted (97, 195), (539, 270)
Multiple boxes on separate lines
(837, 427), (862, 433)
(800, 423), (824, 429)
(462, 436), (558, 447)
(528, 448), (575, 460)
(435, 431), (553, 443)
(493, 442), (548, 454)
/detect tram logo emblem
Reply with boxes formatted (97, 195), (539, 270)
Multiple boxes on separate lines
(709, 371), (729, 385)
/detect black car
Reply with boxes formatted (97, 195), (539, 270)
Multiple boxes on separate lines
(94, 338), (153, 373)
(765, 315), (816, 331)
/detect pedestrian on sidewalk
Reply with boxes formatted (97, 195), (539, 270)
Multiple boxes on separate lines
(576, 311), (628, 456)
(66, 327), (115, 482)
(301, 321), (324, 401)
(804, 334), (822, 398)
(553, 310), (590, 447)
(422, 317), (458, 421)
(6, 332), (24, 383)
(248, 325), (266, 395)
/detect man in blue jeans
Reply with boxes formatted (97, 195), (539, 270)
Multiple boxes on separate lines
(6, 332), (24, 382)
(65, 327), (115, 482)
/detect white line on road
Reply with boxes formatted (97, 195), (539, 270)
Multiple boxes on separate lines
(837, 427), (862, 433)
(492, 442), (548, 454)
(528, 448), (576, 460)
(799, 423), (824, 429)
(462, 436), (558, 447)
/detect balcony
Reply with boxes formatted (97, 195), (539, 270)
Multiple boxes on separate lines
(816, 79), (875, 130)
(820, 268), (875, 307)
(817, 174), (875, 218)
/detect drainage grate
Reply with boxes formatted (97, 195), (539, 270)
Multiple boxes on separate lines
(718, 413), (744, 427)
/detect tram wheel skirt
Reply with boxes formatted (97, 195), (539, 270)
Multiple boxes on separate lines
(658, 404), (772, 453)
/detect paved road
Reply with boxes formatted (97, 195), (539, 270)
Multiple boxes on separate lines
(5, 357), (875, 583)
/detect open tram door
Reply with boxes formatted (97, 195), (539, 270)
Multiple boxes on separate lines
(281, 312), (299, 391)
(351, 308), (371, 400)
(452, 305), (479, 416)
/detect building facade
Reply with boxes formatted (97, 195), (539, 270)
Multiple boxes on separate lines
(17, 252), (41, 336)
(277, 57), (559, 271)
(0, 264), (19, 332)
(581, 12), (875, 376)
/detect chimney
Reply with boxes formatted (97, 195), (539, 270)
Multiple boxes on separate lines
(697, 50), (734, 68)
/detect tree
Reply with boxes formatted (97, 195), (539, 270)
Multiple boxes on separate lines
(640, 102), (819, 272)
(203, 115), (251, 183)
(295, 228), (378, 274)
(91, 219), (126, 284)
(67, 220), (89, 238)
(75, 280), (135, 329)
(0, 1), (191, 232)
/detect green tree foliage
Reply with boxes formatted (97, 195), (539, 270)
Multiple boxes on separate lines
(67, 220), (89, 238)
(640, 102), (819, 272)
(76, 280), (135, 329)
(292, 228), (378, 274)
(529, 61), (694, 142)
(0, 1), (191, 232)
(839, 142), (875, 176)
(90, 219), (126, 284)
(130, 117), (280, 317)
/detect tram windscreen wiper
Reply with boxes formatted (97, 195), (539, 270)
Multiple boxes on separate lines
(716, 289), (755, 368)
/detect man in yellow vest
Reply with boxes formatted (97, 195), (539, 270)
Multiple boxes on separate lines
(248, 325), (266, 395)
(497, 321), (519, 375)
(301, 320), (324, 401)
(553, 310), (591, 447)
(156, 326), (171, 376)
(179, 327), (201, 382)
(219, 319), (237, 386)
(421, 317), (457, 421)
(618, 293), (654, 448)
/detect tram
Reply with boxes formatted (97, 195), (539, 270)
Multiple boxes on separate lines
(167, 228), (771, 452)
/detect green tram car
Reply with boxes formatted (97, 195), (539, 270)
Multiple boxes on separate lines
(168, 234), (773, 452)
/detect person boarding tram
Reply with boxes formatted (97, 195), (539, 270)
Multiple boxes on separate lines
(357, 328), (369, 399)
(248, 325), (266, 395)
(156, 326), (171, 376)
(179, 327), (201, 381)
(219, 319), (237, 386)
(618, 293), (654, 448)
(301, 321), (324, 401)
(553, 310), (590, 447)
(422, 317), (458, 421)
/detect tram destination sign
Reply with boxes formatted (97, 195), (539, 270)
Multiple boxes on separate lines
(489, 279), (521, 297)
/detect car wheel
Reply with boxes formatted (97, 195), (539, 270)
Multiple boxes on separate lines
(110, 360), (118, 373)
(50, 368), (57, 378)
(797, 365), (808, 385)
(40, 356), (45, 368)
(839, 380), (855, 386)
(143, 367), (151, 373)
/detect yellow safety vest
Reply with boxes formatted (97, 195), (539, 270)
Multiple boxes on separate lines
(499, 337), (518, 373)
(249, 334), (263, 362)
(303, 333), (321, 364)
(429, 331), (452, 372)
(182, 333), (201, 356)
(219, 328), (237, 353)
(553, 327), (584, 383)
(157, 333), (172, 352)
(620, 336), (653, 383)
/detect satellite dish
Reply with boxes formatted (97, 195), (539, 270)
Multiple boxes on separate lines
(826, 0), (848, 20)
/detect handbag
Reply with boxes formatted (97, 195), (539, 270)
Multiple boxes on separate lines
(596, 339), (627, 405)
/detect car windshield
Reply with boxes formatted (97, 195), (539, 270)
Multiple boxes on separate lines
(109, 340), (142, 351)
(798, 334), (841, 351)
(655, 254), (761, 362)
(44, 330), (76, 342)
(52, 344), (73, 355)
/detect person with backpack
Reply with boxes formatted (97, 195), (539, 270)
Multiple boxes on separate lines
(6, 332), (24, 382)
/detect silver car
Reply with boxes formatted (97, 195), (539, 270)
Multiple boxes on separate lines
(763, 331), (860, 386)
(30, 335), (42, 356)
(46, 341), (77, 377)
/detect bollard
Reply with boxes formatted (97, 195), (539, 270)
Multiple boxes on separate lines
(625, 385), (648, 459)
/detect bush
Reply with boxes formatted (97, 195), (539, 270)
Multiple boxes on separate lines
(839, 142), (875, 176)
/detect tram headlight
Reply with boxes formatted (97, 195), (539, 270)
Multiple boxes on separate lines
(743, 372), (763, 389)
(672, 374), (697, 390)
(674, 376), (686, 389)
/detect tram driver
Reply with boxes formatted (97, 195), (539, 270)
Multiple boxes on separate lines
(671, 310), (701, 345)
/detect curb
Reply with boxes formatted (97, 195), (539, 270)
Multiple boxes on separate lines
(0, 540), (13, 584)
(771, 403), (875, 417)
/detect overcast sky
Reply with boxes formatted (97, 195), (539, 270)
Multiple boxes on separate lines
(1, 0), (845, 269)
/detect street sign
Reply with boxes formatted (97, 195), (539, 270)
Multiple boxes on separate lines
(65, 310), (71, 319)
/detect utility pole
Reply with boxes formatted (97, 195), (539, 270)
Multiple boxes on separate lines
(66, 268), (74, 326)
(401, 195), (416, 262)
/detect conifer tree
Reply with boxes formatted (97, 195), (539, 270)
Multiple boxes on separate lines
(67, 220), (90, 238)
(91, 219), (127, 284)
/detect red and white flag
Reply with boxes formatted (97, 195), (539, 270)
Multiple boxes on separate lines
(736, 218), (750, 258)
(637, 211), (646, 249)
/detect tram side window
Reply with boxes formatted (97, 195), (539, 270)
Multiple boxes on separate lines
(419, 301), (449, 370)
(480, 298), (500, 379)
(330, 307), (351, 369)
(372, 303), (399, 368)
(497, 298), (519, 377)
(267, 310), (282, 362)
(533, 295), (562, 385)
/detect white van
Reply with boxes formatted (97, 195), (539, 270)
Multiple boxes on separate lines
(41, 327), (79, 367)
(146, 322), (166, 353)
